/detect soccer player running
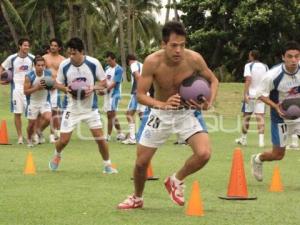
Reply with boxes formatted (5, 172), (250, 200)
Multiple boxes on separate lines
(43, 38), (66, 143)
(48, 37), (117, 174)
(0, 38), (34, 144)
(118, 21), (219, 209)
(121, 54), (147, 145)
(251, 41), (300, 182)
(235, 50), (269, 147)
(24, 56), (52, 147)
(102, 51), (125, 141)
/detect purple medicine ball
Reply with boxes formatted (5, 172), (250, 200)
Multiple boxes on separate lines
(179, 74), (211, 103)
(69, 79), (89, 100)
(280, 94), (300, 120)
(1, 70), (13, 83)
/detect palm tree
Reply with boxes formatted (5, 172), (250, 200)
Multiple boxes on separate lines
(0, 0), (27, 46)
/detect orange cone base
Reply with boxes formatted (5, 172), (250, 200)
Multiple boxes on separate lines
(218, 195), (257, 200)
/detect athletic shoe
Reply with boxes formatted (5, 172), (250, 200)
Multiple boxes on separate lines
(49, 134), (56, 143)
(27, 140), (34, 148)
(103, 165), (118, 174)
(117, 195), (143, 209)
(116, 133), (126, 141)
(251, 154), (263, 181)
(33, 134), (39, 145)
(173, 140), (187, 145)
(235, 137), (247, 146)
(49, 155), (61, 171)
(122, 137), (136, 145)
(286, 144), (299, 150)
(106, 135), (111, 142)
(18, 137), (24, 144)
(164, 176), (185, 206)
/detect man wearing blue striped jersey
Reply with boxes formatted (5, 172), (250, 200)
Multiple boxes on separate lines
(102, 52), (125, 141)
(48, 37), (117, 174)
(24, 56), (52, 147)
(122, 54), (146, 145)
(251, 41), (300, 182)
(0, 38), (34, 144)
(236, 50), (269, 147)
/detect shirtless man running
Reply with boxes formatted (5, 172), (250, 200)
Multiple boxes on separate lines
(43, 38), (65, 143)
(118, 21), (219, 209)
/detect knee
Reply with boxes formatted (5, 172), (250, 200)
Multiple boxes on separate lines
(195, 147), (211, 162)
(135, 160), (149, 172)
(59, 137), (70, 147)
(273, 151), (285, 160)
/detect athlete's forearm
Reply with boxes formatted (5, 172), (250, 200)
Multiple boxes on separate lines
(137, 93), (165, 109)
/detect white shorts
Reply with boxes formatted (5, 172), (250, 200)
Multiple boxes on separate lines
(271, 121), (300, 147)
(60, 109), (103, 133)
(137, 108), (207, 148)
(26, 102), (51, 120)
(103, 95), (120, 112)
(11, 89), (26, 114)
(128, 94), (147, 113)
(242, 99), (265, 114)
(50, 89), (61, 109)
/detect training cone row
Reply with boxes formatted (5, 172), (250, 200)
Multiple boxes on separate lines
(185, 180), (204, 217)
(0, 120), (10, 145)
(219, 148), (257, 200)
(269, 165), (283, 192)
(24, 152), (36, 175)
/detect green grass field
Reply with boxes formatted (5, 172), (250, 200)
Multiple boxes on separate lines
(1, 83), (300, 225)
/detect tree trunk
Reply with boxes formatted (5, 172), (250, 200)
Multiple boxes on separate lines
(127, 0), (133, 54)
(45, 6), (55, 38)
(116, 0), (127, 80)
(173, 0), (179, 21)
(0, 1), (19, 47)
(165, 0), (171, 23)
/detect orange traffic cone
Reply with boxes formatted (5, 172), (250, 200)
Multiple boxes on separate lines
(185, 180), (204, 217)
(219, 148), (257, 200)
(0, 120), (10, 145)
(24, 152), (36, 175)
(269, 165), (283, 192)
(146, 162), (159, 180)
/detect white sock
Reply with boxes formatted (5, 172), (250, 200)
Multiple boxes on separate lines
(54, 149), (61, 157)
(259, 134), (264, 144)
(172, 173), (183, 184)
(103, 159), (111, 166)
(241, 133), (247, 140)
(255, 154), (262, 163)
(129, 123), (135, 139)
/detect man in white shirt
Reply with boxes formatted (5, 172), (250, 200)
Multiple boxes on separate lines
(48, 37), (117, 174)
(235, 50), (269, 147)
(0, 38), (34, 144)
(251, 41), (300, 182)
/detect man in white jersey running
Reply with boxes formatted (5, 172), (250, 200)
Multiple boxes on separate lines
(122, 54), (146, 145)
(102, 51), (125, 141)
(0, 38), (34, 144)
(251, 41), (300, 182)
(48, 37), (117, 174)
(235, 50), (269, 147)
(43, 38), (65, 143)
(24, 56), (52, 147)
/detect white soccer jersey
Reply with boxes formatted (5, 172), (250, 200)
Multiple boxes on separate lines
(56, 56), (105, 113)
(26, 69), (51, 106)
(130, 61), (143, 94)
(257, 63), (300, 122)
(1, 53), (34, 90)
(244, 61), (268, 98)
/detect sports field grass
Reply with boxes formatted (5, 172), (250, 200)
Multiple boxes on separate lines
(1, 83), (300, 225)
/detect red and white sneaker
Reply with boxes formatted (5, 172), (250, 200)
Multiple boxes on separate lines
(117, 195), (143, 210)
(164, 176), (185, 206)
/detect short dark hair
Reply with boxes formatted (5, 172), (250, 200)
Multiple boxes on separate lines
(106, 51), (116, 59)
(250, 50), (260, 60)
(50, 38), (63, 48)
(18, 38), (30, 46)
(66, 37), (84, 52)
(34, 55), (45, 65)
(282, 41), (300, 55)
(126, 54), (137, 65)
(162, 21), (186, 43)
